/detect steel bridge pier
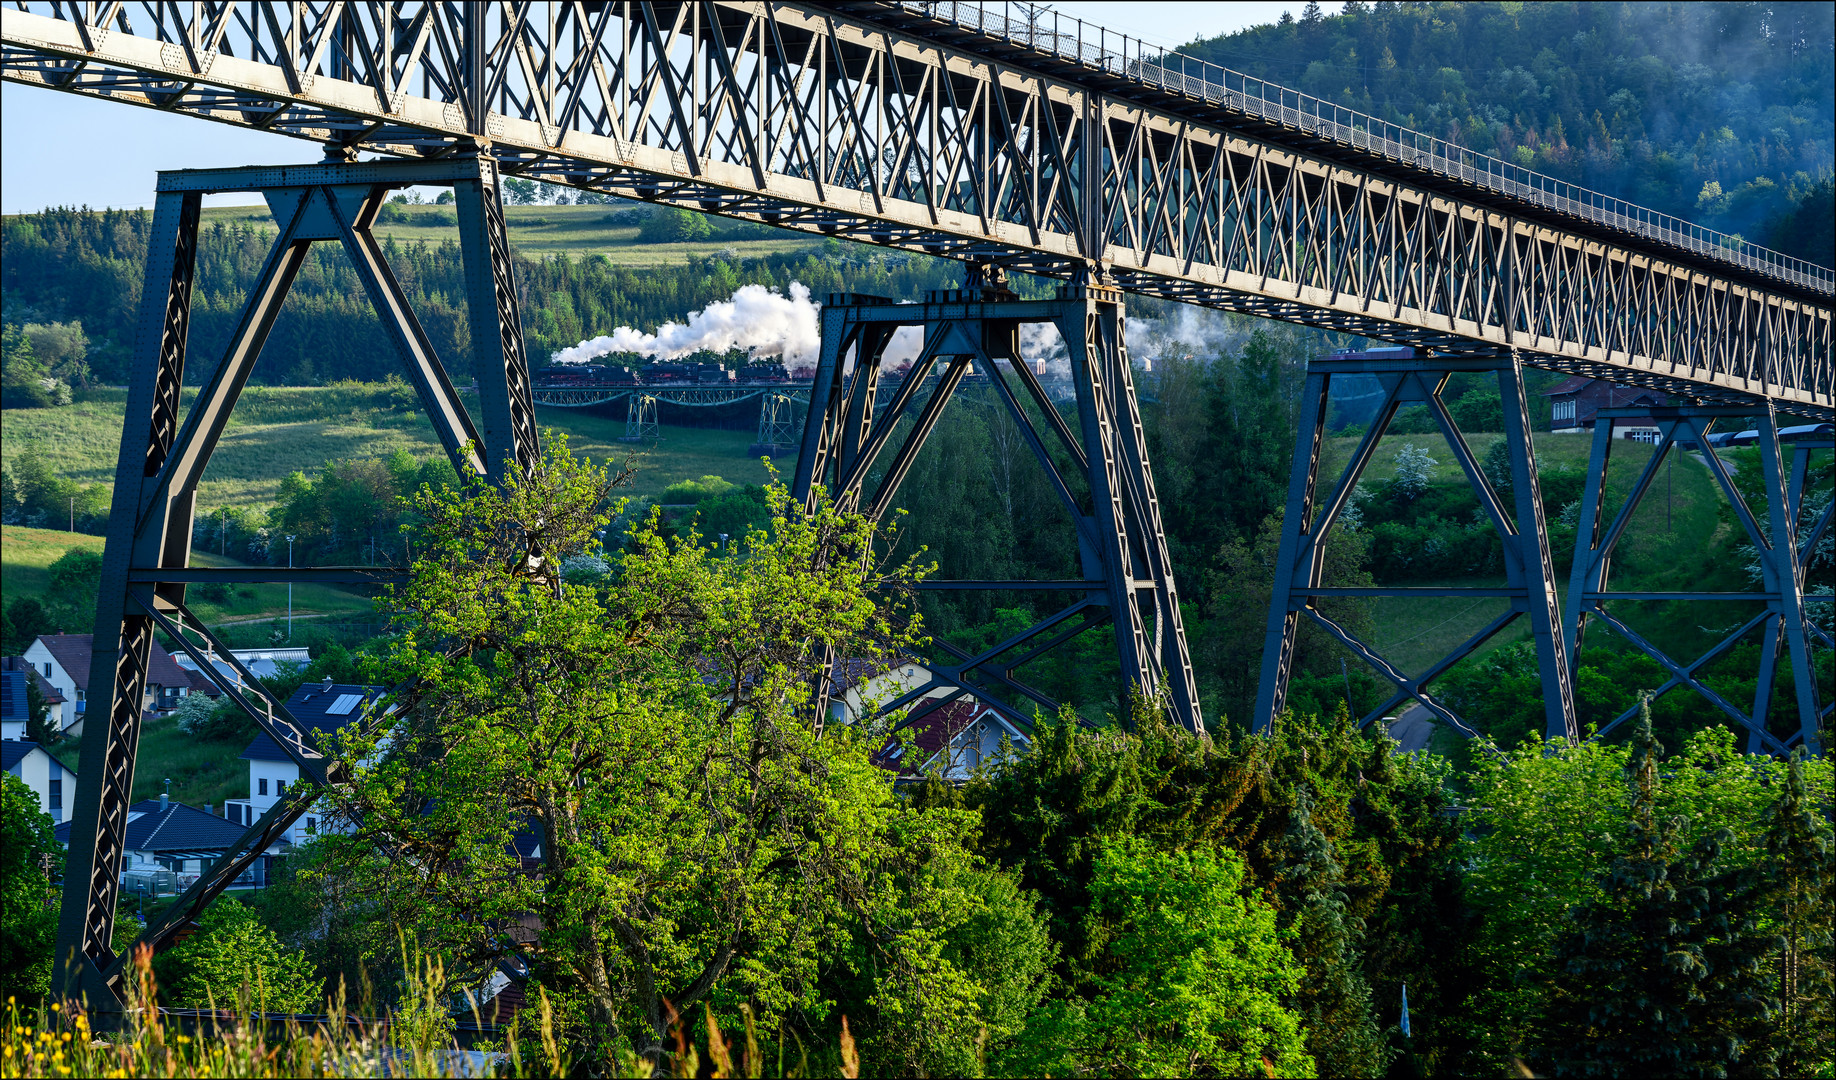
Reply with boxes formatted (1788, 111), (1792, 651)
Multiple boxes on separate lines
(53, 157), (540, 1012)
(1253, 349), (1578, 742)
(792, 284), (1202, 735)
(1565, 407), (1832, 755)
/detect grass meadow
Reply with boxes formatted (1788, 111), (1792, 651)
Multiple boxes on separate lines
(201, 201), (823, 263)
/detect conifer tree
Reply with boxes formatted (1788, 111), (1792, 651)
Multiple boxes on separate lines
(1756, 755), (1836, 1075)
(1537, 699), (1779, 1078)
(1278, 785), (1391, 1077)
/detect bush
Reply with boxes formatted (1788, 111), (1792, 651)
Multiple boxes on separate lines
(153, 900), (324, 1012)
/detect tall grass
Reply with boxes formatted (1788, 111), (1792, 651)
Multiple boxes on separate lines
(0, 945), (863, 1078)
(0, 944), (570, 1079)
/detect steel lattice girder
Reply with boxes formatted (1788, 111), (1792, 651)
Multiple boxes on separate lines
(792, 287), (1202, 734)
(2, 2), (1829, 417)
(1253, 352), (1578, 743)
(1566, 409), (1831, 755)
(53, 158), (538, 1011)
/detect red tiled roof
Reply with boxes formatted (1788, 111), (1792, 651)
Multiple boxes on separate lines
(34, 634), (190, 693)
(871, 697), (1001, 774)
(1541, 374), (1594, 397)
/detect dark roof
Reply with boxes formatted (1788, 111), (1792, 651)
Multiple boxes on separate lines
(186, 668), (223, 696)
(3, 740), (46, 771)
(54, 799), (241, 854)
(1, 670), (24, 723)
(2, 658), (65, 704)
(34, 634), (190, 691)
(241, 683), (384, 762)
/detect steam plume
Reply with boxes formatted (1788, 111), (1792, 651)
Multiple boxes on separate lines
(552, 282), (820, 367)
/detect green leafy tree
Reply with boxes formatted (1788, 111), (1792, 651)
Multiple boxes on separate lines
(1278, 787), (1389, 1077)
(1003, 837), (1314, 1078)
(316, 438), (986, 1073)
(153, 900), (325, 1013)
(0, 773), (59, 1005)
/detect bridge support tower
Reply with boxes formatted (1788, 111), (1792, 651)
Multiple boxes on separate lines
(792, 284), (1202, 735)
(1565, 406), (1831, 754)
(752, 393), (799, 456)
(621, 394), (660, 441)
(53, 157), (540, 1013)
(1253, 349), (1577, 742)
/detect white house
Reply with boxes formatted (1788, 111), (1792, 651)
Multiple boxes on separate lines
(173, 646), (312, 685)
(869, 696), (1031, 784)
(2, 668), (28, 742)
(3, 737), (77, 823)
(224, 680), (384, 845)
(828, 659), (964, 726)
(1, 658), (64, 736)
(22, 634), (193, 737)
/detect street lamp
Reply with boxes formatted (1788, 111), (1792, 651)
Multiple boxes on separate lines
(285, 535), (297, 640)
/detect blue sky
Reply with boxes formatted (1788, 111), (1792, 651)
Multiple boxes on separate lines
(0, 3), (1337, 213)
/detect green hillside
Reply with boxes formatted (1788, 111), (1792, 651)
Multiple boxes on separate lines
(0, 384), (785, 507)
(1181, 1), (1835, 264)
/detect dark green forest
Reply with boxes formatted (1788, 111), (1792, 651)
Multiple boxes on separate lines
(1181, 0), (1835, 264)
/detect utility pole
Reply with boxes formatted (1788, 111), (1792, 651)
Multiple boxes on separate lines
(286, 535), (296, 640)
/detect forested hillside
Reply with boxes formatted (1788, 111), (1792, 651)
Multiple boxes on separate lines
(1182, 0), (1835, 263)
(0, 206), (957, 388)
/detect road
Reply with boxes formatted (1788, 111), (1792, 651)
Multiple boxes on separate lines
(1384, 704), (1438, 752)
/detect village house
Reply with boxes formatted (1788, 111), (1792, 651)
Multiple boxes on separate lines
(869, 695), (1031, 783)
(3, 670), (78, 823)
(1542, 376), (1667, 440)
(0, 656), (65, 735)
(21, 634), (193, 738)
(54, 791), (281, 889)
(223, 680), (386, 845)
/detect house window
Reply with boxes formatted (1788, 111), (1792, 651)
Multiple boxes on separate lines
(43, 662), (52, 677)
(1553, 399), (1577, 423)
(259, 778), (268, 796)
(305, 818), (317, 834)
(276, 780), (287, 796)
(49, 777), (61, 812)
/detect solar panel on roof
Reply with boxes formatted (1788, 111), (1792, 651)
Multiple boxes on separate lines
(326, 693), (364, 716)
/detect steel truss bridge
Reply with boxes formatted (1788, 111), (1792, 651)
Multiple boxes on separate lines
(6, 1), (1830, 1014)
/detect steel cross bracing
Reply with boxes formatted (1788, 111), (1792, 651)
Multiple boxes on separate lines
(792, 286), (1201, 734)
(53, 157), (540, 1010)
(1566, 410), (1832, 756)
(1254, 350), (1578, 743)
(3, 3), (1830, 417)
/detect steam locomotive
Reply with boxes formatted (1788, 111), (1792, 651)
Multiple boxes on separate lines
(533, 361), (795, 387)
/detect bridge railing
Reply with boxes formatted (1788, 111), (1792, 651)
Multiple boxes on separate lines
(900, 1), (1835, 296)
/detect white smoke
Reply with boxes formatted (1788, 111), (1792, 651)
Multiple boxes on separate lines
(552, 282), (821, 367)
(1125, 306), (1253, 370)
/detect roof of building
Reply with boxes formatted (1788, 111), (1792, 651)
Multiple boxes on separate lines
(1541, 374), (1594, 397)
(241, 683), (385, 762)
(2, 658), (65, 704)
(1, 670), (25, 723)
(870, 696), (1015, 774)
(32, 634), (191, 692)
(3, 739), (45, 771)
(55, 798), (241, 855)
(186, 668), (223, 696)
